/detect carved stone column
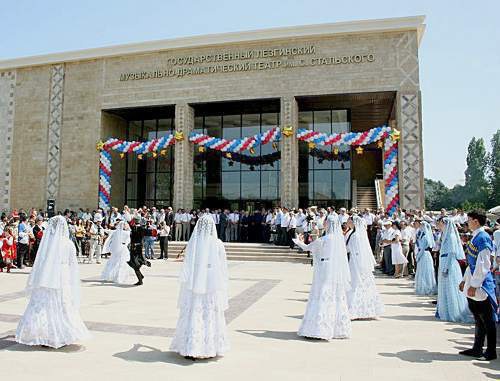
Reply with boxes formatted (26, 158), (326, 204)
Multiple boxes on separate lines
(397, 91), (424, 209)
(46, 64), (65, 206)
(280, 96), (299, 208)
(0, 71), (16, 212)
(173, 103), (194, 210)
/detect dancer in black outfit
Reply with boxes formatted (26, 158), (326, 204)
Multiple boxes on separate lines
(127, 216), (151, 286)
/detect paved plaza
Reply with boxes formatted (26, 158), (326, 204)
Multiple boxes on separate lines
(0, 259), (498, 381)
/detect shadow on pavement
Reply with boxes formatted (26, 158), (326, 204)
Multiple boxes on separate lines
(237, 329), (320, 342)
(379, 349), (470, 363)
(383, 314), (437, 322)
(113, 344), (221, 366)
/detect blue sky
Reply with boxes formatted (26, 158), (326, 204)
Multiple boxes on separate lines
(1, 0), (498, 187)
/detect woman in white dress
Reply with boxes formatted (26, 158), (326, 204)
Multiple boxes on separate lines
(391, 222), (408, 278)
(293, 216), (352, 340)
(346, 216), (384, 320)
(16, 216), (90, 348)
(170, 214), (229, 359)
(101, 221), (133, 284)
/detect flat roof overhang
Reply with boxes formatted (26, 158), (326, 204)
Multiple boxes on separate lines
(0, 16), (425, 71)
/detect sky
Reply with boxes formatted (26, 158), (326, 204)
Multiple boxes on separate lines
(1, 0), (499, 187)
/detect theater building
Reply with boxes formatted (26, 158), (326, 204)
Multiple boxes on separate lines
(0, 16), (426, 213)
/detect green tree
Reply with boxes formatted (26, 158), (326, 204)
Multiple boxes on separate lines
(463, 137), (489, 207)
(424, 178), (451, 210)
(488, 130), (500, 207)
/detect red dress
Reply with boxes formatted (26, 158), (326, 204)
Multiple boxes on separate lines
(1, 236), (16, 264)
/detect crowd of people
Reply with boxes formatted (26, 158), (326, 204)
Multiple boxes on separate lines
(1, 204), (499, 359)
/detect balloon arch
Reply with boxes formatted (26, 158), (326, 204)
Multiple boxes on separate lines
(97, 125), (400, 214)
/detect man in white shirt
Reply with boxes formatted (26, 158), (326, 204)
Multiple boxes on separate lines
(338, 208), (349, 224)
(295, 209), (305, 236)
(280, 209), (290, 246)
(174, 209), (183, 241)
(457, 209), (468, 225)
(181, 210), (191, 241)
(228, 210), (239, 242)
(287, 211), (297, 249)
(458, 210), (497, 360)
(380, 220), (395, 275)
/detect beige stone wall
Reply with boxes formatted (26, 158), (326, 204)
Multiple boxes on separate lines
(7, 29), (422, 210)
(10, 66), (51, 210)
(58, 60), (103, 210)
(101, 31), (417, 109)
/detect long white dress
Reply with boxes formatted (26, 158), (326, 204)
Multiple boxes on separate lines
(16, 216), (90, 348)
(101, 226), (133, 284)
(346, 217), (384, 320)
(170, 215), (229, 358)
(293, 219), (352, 340)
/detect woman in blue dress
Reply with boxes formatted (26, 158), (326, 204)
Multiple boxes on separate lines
(414, 220), (437, 295)
(435, 218), (473, 322)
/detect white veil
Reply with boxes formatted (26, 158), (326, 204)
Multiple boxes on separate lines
(180, 214), (228, 298)
(321, 215), (351, 288)
(26, 215), (81, 307)
(351, 215), (377, 274)
(109, 221), (130, 255)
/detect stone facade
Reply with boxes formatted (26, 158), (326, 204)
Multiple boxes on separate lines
(0, 71), (16, 211)
(173, 103), (194, 211)
(0, 18), (425, 211)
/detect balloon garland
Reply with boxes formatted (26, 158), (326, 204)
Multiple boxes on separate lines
(97, 133), (179, 210)
(384, 138), (399, 215)
(97, 124), (400, 213)
(296, 125), (391, 147)
(189, 127), (281, 153)
(195, 150), (281, 169)
(297, 125), (400, 214)
(101, 134), (176, 154)
(98, 150), (112, 210)
(309, 147), (350, 163)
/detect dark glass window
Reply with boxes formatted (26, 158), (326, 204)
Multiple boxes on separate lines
(298, 109), (351, 208)
(193, 111), (280, 210)
(125, 118), (175, 208)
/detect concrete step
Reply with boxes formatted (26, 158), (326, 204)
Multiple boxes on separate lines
(148, 241), (310, 263)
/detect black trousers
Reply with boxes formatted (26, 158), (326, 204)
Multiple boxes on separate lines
(467, 298), (497, 355)
(17, 243), (29, 268)
(158, 236), (168, 259)
(288, 228), (296, 248)
(383, 245), (394, 275)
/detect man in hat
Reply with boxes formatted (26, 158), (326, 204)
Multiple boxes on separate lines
(459, 210), (497, 360)
(88, 213), (105, 264)
(128, 214), (151, 285)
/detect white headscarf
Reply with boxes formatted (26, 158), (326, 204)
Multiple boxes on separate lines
(351, 215), (377, 274)
(321, 215), (351, 287)
(180, 214), (228, 298)
(26, 215), (81, 307)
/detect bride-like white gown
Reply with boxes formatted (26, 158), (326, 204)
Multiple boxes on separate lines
(294, 235), (352, 340)
(101, 230), (133, 284)
(170, 218), (229, 358)
(16, 238), (90, 348)
(346, 224), (384, 320)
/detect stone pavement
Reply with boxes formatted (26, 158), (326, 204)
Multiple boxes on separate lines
(0, 259), (498, 381)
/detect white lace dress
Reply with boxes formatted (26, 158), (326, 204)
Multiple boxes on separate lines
(169, 287), (229, 357)
(16, 263), (90, 348)
(347, 258), (384, 320)
(296, 239), (351, 340)
(101, 238), (132, 284)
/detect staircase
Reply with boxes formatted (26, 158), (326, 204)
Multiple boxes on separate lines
(356, 186), (378, 210)
(153, 241), (310, 264)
